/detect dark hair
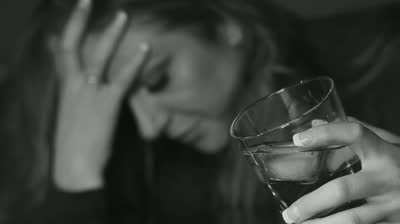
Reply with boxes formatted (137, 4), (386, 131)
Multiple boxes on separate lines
(0, 0), (300, 220)
(17, 0), (298, 76)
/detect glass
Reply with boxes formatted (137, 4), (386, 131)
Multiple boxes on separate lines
(230, 77), (363, 218)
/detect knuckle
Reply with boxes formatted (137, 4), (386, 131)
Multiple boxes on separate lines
(347, 210), (362, 224)
(348, 122), (364, 141)
(86, 67), (99, 77)
(332, 179), (352, 203)
(386, 166), (400, 189)
(315, 125), (330, 141)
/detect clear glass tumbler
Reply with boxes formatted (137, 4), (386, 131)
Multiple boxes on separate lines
(230, 77), (363, 217)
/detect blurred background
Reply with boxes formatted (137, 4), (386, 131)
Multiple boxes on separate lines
(0, 1), (399, 223)
(0, 0), (394, 68)
(0, 0), (39, 81)
(0, 0), (396, 80)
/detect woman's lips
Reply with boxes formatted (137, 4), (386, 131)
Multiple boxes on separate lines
(168, 120), (201, 141)
(179, 127), (200, 142)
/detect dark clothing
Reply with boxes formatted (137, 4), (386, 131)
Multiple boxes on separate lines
(42, 136), (279, 224)
(38, 111), (279, 224)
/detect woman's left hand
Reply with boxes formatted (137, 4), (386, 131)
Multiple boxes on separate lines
(282, 118), (400, 224)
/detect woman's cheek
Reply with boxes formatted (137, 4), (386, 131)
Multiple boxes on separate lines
(195, 121), (230, 153)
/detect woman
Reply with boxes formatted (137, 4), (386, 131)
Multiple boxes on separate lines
(0, 0), (297, 223)
(1, 0), (400, 224)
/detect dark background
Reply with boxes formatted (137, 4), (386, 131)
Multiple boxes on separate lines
(0, 0), (39, 67)
(0, 0), (396, 76)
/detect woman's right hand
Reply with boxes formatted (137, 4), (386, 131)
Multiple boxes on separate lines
(51, 0), (149, 191)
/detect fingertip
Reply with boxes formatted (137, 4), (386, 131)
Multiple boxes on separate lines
(78, 0), (91, 9)
(293, 132), (312, 147)
(139, 42), (150, 52)
(137, 43), (150, 61)
(282, 206), (300, 224)
(282, 209), (294, 223)
(115, 10), (128, 25)
(293, 133), (303, 146)
(347, 116), (362, 124)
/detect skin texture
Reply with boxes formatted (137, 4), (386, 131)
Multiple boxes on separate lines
(111, 24), (244, 151)
(52, 0), (244, 191)
(51, 0), (150, 191)
(282, 118), (400, 224)
(50, 1), (400, 222)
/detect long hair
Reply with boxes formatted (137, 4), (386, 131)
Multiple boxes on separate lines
(0, 0), (301, 220)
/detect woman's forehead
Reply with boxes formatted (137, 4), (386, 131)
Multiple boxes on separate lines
(116, 22), (211, 64)
(107, 23), (208, 79)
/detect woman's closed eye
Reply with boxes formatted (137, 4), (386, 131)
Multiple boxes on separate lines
(141, 58), (170, 93)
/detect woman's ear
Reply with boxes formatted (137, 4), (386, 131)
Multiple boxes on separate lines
(218, 19), (243, 47)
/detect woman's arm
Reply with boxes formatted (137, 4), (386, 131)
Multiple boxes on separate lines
(43, 0), (148, 222)
(51, 0), (148, 192)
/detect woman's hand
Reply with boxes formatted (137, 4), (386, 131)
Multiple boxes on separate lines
(282, 118), (400, 224)
(52, 0), (149, 191)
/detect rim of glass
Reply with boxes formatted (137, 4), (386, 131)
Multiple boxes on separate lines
(230, 76), (335, 141)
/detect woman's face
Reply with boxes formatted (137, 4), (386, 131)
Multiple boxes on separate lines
(85, 21), (245, 153)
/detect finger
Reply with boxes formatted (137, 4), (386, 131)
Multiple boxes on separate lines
(348, 117), (400, 144)
(282, 171), (383, 223)
(128, 93), (160, 140)
(292, 121), (382, 159)
(113, 43), (150, 91)
(60, 0), (91, 73)
(280, 91), (299, 120)
(312, 119), (328, 127)
(299, 203), (386, 224)
(88, 11), (127, 77)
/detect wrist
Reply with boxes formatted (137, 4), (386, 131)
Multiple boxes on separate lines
(53, 162), (104, 192)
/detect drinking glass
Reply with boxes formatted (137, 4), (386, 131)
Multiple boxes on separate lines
(230, 77), (362, 218)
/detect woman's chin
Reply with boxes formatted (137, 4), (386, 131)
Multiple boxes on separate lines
(192, 134), (229, 154)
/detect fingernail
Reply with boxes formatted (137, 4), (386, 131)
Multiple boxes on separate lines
(115, 11), (127, 24)
(293, 132), (312, 146)
(79, 0), (90, 8)
(282, 206), (300, 224)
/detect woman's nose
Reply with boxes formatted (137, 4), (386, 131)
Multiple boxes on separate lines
(129, 93), (168, 140)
